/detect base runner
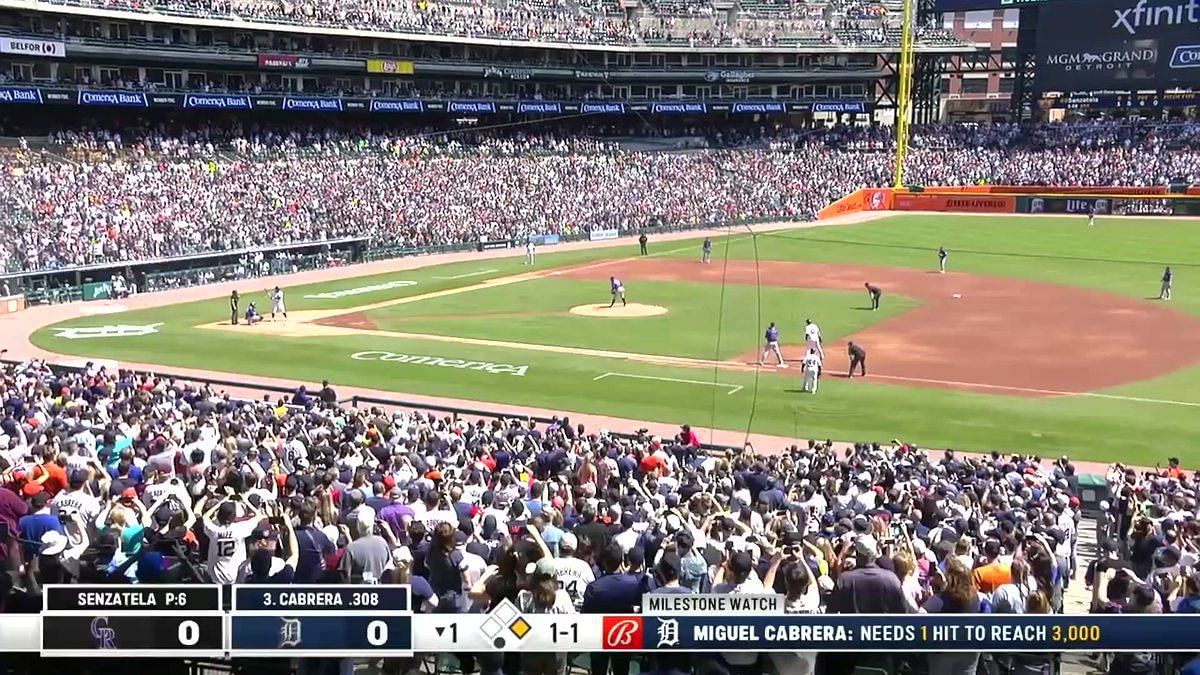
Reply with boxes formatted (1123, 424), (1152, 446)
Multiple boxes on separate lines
(759, 322), (785, 368)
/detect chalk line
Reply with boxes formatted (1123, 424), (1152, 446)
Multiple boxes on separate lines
(433, 269), (499, 280)
(595, 372), (743, 395)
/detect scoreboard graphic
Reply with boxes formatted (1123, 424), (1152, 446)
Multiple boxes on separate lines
(7, 587), (1200, 656)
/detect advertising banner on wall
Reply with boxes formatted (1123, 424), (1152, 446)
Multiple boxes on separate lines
(258, 54), (310, 69)
(366, 59), (415, 75)
(1037, 0), (1200, 91)
(0, 37), (65, 58)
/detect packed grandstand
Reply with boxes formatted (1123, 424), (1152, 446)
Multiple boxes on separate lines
(3, 121), (1200, 273)
(0, 357), (1198, 673)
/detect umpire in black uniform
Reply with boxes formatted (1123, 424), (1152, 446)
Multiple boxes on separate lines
(848, 342), (867, 377)
(639, 232), (649, 255)
(230, 290), (240, 325)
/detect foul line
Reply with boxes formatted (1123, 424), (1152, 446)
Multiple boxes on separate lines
(827, 370), (1200, 407)
(432, 269), (498, 280)
(595, 372), (743, 395)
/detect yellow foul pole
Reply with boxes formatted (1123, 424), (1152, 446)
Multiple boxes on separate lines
(893, 0), (917, 189)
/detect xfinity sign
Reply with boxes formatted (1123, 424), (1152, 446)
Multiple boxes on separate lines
(1112, 0), (1200, 34)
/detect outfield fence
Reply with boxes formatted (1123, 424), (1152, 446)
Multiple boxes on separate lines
(1, 218), (783, 307)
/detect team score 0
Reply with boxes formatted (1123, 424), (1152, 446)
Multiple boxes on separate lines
(1052, 624), (1102, 644)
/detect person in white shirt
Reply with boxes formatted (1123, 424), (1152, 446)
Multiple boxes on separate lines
(551, 533), (595, 609)
(802, 349), (822, 394)
(202, 497), (263, 585)
(804, 319), (824, 360)
(525, 240), (536, 265)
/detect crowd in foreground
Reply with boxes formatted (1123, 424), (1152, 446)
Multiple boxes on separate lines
(1, 358), (1199, 674)
(3, 120), (1199, 273)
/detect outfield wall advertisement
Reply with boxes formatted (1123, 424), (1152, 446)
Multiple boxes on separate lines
(1037, 0), (1200, 91)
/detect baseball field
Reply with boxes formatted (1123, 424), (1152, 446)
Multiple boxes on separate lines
(29, 213), (1200, 463)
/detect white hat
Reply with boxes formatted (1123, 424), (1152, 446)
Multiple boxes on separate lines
(41, 530), (69, 557)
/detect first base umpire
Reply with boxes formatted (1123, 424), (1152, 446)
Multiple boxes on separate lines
(848, 341), (867, 377)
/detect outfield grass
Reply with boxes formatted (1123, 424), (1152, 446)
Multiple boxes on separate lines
(32, 215), (1200, 463)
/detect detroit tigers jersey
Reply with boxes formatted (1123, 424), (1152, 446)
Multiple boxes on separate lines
(804, 323), (821, 342)
(554, 556), (596, 609)
(204, 518), (259, 584)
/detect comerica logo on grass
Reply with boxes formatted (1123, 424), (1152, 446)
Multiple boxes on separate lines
(350, 351), (529, 376)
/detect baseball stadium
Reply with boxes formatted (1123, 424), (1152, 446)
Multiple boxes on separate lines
(2, 0), (1200, 671)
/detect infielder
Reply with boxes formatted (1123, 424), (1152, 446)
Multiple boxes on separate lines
(269, 286), (287, 320)
(1160, 266), (1173, 300)
(759, 322), (785, 367)
(865, 282), (882, 311)
(801, 348), (822, 394)
(525, 239), (536, 265)
(804, 319), (824, 361)
(702, 237), (713, 264)
(938, 246), (948, 273)
(608, 276), (627, 308)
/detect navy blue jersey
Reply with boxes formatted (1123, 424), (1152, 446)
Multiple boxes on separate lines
(765, 326), (779, 342)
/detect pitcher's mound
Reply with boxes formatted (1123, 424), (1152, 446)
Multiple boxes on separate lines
(570, 303), (668, 318)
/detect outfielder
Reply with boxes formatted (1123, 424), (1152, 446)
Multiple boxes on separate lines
(801, 348), (822, 394)
(269, 286), (287, 320)
(759, 322), (785, 367)
(1160, 266), (1173, 300)
(938, 246), (948, 273)
(525, 240), (536, 265)
(702, 237), (713, 264)
(608, 276), (627, 308)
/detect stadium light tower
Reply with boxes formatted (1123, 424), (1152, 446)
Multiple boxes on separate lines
(893, 0), (918, 189)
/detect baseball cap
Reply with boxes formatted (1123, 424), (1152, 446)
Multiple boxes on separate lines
(525, 557), (557, 577)
(561, 532), (578, 551)
(40, 530), (69, 557)
(251, 525), (279, 541)
(854, 534), (881, 559)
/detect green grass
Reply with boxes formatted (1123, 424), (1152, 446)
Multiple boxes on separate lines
(32, 215), (1200, 464)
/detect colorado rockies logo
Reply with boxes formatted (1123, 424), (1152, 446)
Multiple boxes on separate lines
(52, 323), (163, 339)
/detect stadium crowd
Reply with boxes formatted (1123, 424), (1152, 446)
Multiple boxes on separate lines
(3, 120), (1200, 272)
(1, 358), (1199, 674)
(33, 0), (948, 47)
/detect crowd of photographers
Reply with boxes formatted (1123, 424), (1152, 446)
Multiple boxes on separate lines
(1, 357), (1199, 674)
(3, 120), (1199, 273)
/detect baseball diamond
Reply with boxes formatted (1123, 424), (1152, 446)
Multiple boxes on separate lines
(22, 213), (1200, 463)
